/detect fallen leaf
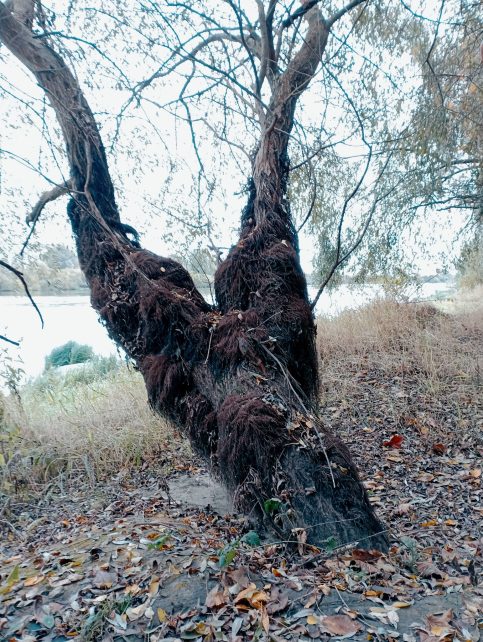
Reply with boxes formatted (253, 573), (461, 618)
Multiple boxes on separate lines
(234, 583), (257, 603)
(261, 606), (270, 633)
(432, 443), (446, 455)
(267, 587), (289, 614)
(126, 603), (147, 621)
(293, 527), (307, 555)
(24, 575), (44, 587)
(93, 570), (115, 589)
(205, 584), (227, 609)
(387, 454), (404, 462)
(149, 578), (160, 596)
(417, 472), (435, 482)
(320, 614), (362, 636)
(0, 564), (20, 595)
(427, 609), (454, 637)
(383, 434), (404, 448)
(370, 606), (399, 627)
(352, 549), (382, 562)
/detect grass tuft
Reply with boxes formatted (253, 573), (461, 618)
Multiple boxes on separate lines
(317, 291), (482, 443)
(1, 359), (191, 494)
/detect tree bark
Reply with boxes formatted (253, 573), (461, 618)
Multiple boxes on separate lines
(1, 2), (389, 551)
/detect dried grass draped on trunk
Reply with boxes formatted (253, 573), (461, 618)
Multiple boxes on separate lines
(0, 0), (388, 550)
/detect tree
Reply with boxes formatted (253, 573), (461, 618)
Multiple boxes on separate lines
(286, 0), (482, 289)
(0, 0), (394, 549)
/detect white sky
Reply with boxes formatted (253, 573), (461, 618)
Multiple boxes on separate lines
(0, 0), (468, 277)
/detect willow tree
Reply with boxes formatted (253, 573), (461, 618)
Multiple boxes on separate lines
(0, 0), (388, 549)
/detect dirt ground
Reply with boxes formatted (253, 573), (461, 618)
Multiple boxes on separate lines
(0, 421), (481, 641)
(1, 301), (482, 641)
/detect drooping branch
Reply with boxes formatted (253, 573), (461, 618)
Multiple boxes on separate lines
(0, 0), (119, 227)
(0, 334), (20, 346)
(310, 150), (396, 310)
(0, 259), (43, 327)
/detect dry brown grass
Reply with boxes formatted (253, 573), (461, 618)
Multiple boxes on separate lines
(317, 292), (482, 444)
(319, 298), (481, 384)
(2, 290), (481, 500)
(1, 363), (191, 493)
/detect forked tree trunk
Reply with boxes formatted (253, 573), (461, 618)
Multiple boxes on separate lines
(0, 2), (389, 550)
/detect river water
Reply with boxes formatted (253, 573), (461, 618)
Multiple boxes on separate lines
(1, 282), (454, 380)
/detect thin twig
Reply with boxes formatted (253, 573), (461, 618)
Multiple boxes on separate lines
(0, 259), (44, 327)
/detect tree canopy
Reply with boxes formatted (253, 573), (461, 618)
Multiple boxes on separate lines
(0, 0), (480, 292)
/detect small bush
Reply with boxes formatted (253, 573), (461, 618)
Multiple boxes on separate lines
(45, 341), (94, 369)
(31, 355), (122, 395)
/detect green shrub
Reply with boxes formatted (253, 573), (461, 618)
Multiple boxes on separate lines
(32, 355), (121, 396)
(45, 341), (94, 369)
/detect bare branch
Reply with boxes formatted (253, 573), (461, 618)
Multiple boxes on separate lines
(310, 152), (396, 310)
(289, 132), (356, 171)
(135, 31), (246, 93)
(20, 179), (73, 255)
(25, 179), (72, 225)
(226, 0), (261, 96)
(326, 0), (368, 28)
(256, 0), (278, 88)
(296, 157), (318, 233)
(0, 334), (20, 346)
(0, 259), (44, 327)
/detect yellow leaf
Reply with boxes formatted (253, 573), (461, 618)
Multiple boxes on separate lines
(307, 614), (319, 625)
(126, 603), (147, 621)
(234, 583), (257, 603)
(149, 579), (160, 596)
(421, 519), (437, 527)
(393, 601), (411, 608)
(125, 584), (141, 596)
(0, 564), (20, 595)
(250, 590), (269, 609)
(261, 607), (270, 633)
(24, 576), (44, 587)
(445, 519), (457, 526)
(430, 625), (449, 636)
(157, 608), (167, 622)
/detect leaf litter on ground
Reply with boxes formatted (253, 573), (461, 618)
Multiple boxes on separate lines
(1, 307), (482, 641)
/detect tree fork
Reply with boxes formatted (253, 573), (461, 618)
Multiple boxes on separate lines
(1, 1), (389, 551)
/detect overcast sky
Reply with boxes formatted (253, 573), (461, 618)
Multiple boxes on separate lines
(0, 0), (466, 277)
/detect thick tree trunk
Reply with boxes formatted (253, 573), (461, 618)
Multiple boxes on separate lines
(1, 2), (389, 551)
